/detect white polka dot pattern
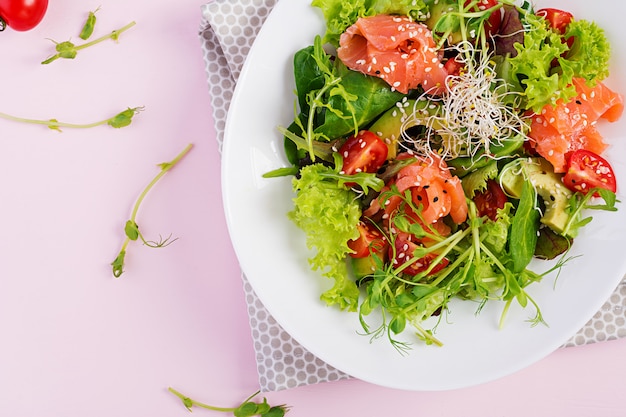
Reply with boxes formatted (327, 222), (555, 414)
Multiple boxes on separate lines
(199, 0), (626, 392)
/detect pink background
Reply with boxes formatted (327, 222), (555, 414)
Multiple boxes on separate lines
(0, 0), (625, 416)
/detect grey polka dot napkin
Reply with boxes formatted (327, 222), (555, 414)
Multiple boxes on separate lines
(199, 0), (626, 392)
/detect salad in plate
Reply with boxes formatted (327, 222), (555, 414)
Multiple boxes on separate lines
(264, 0), (623, 350)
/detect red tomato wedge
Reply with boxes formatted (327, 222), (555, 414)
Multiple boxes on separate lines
(337, 15), (448, 95)
(338, 130), (388, 175)
(348, 220), (388, 258)
(473, 179), (507, 221)
(535, 8), (573, 34)
(562, 149), (617, 194)
(528, 78), (624, 173)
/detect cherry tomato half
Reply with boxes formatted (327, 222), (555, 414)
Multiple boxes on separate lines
(562, 149), (617, 195)
(535, 8), (573, 35)
(444, 56), (465, 77)
(0, 0), (48, 31)
(473, 179), (508, 221)
(338, 130), (388, 176)
(348, 220), (388, 258)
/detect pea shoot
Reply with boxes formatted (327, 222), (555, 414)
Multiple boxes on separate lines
(79, 6), (101, 40)
(111, 143), (193, 278)
(42, 20), (136, 64)
(168, 388), (289, 417)
(0, 106), (143, 131)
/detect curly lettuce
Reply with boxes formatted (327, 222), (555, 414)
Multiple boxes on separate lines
(562, 19), (611, 86)
(504, 12), (612, 113)
(311, 0), (429, 46)
(507, 12), (573, 112)
(288, 162), (371, 311)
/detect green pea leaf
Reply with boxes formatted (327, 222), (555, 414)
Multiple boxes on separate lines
(108, 107), (139, 128)
(80, 7), (100, 40)
(124, 220), (140, 241)
(47, 119), (62, 132)
(262, 406), (287, 417)
(234, 401), (258, 417)
(111, 250), (126, 278)
(56, 41), (78, 59)
(389, 315), (407, 334)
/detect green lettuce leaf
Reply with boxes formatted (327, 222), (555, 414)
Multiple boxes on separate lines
(288, 163), (362, 311)
(508, 12), (575, 112)
(563, 19), (611, 86)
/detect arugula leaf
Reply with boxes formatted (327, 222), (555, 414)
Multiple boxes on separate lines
(562, 188), (619, 237)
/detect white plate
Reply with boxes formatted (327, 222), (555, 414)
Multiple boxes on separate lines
(222, 0), (626, 391)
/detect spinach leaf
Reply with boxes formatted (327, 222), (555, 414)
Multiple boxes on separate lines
(509, 179), (540, 273)
(293, 45), (326, 116)
(315, 61), (403, 139)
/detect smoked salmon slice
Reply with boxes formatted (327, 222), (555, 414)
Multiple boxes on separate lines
(528, 77), (624, 173)
(337, 15), (448, 95)
(363, 154), (468, 226)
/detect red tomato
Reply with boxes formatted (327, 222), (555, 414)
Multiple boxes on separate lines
(444, 56), (465, 77)
(465, 0), (502, 38)
(562, 149), (617, 195)
(338, 130), (388, 176)
(535, 8), (573, 34)
(0, 0), (48, 31)
(473, 179), (508, 221)
(390, 234), (449, 276)
(348, 221), (387, 259)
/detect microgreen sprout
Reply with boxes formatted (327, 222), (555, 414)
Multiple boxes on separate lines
(168, 388), (289, 417)
(401, 44), (528, 164)
(42, 21), (136, 64)
(0, 106), (143, 131)
(79, 6), (101, 40)
(355, 181), (571, 350)
(111, 143), (193, 278)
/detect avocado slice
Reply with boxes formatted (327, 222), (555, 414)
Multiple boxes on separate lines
(350, 255), (377, 280)
(424, 0), (467, 45)
(368, 99), (443, 159)
(499, 157), (573, 235)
